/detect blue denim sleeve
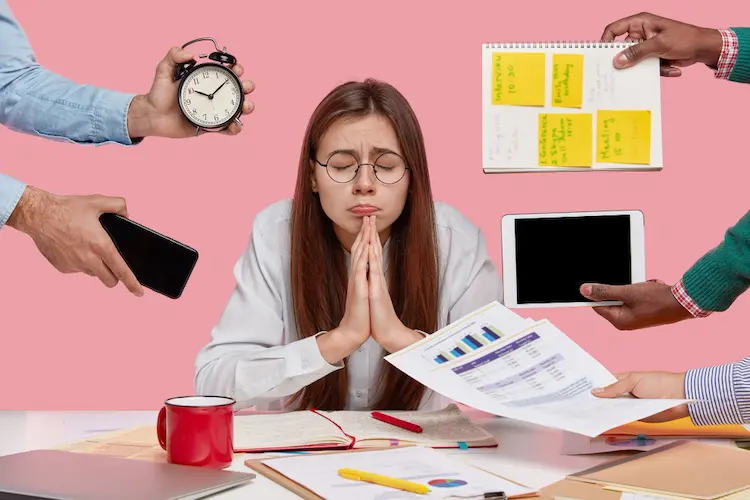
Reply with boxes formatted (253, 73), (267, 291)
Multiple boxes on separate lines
(0, 0), (137, 146)
(0, 172), (26, 230)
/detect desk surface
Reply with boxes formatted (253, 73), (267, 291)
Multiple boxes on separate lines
(0, 409), (650, 498)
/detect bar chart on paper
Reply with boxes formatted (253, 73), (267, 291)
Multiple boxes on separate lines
(431, 324), (505, 365)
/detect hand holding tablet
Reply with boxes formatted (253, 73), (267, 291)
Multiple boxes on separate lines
(500, 210), (646, 308)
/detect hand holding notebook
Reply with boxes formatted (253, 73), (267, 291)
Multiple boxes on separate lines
(233, 403), (497, 452)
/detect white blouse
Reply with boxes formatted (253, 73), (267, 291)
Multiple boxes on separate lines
(194, 199), (503, 411)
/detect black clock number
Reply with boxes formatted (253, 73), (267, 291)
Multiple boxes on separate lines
(203, 114), (207, 120)
(225, 109), (230, 116)
(202, 71), (210, 79)
(188, 88), (194, 94)
(214, 114), (219, 121)
(185, 99), (191, 105)
(193, 77), (199, 85)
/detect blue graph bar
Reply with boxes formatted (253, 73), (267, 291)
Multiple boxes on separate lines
(435, 355), (448, 364)
(482, 326), (500, 341)
(462, 335), (482, 350)
(451, 347), (466, 357)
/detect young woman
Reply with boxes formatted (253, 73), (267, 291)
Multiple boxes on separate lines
(194, 79), (503, 412)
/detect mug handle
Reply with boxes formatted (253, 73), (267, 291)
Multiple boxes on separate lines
(157, 406), (167, 450)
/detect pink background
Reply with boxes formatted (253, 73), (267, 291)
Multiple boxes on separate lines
(1, 0), (749, 410)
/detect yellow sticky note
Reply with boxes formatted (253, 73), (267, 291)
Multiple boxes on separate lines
(538, 113), (592, 167)
(552, 54), (584, 108)
(596, 110), (651, 164)
(491, 52), (546, 106)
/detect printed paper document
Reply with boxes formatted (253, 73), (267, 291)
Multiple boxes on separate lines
(385, 302), (689, 437)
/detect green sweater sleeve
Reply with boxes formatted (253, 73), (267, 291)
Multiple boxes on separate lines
(683, 210), (750, 311)
(729, 28), (750, 83)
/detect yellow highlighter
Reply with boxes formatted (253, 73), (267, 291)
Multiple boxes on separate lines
(338, 467), (430, 494)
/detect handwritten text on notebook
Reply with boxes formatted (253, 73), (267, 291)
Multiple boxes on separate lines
(491, 52), (545, 106)
(596, 110), (651, 164)
(552, 54), (584, 108)
(539, 113), (592, 167)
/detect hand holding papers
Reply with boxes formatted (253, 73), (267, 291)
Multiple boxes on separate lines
(385, 302), (689, 437)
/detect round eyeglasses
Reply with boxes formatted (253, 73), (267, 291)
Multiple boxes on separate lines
(315, 151), (410, 184)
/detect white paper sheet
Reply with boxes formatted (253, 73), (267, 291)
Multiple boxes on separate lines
(385, 302), (689, 438)
(262, 446), (536, 500)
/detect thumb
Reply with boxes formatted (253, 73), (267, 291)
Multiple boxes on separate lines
(580, 283), (628, 301)
(592, 374), (635, 398)
(614, 36), (667, 68)
(155, 46), (194, 81)
(94, 195), (129, 218)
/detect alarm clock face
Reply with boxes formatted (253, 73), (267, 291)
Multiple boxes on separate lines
(178, 63), (243, 129)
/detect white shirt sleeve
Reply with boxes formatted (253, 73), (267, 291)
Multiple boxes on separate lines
(446, 224), (504, 323)
(193, 215), (343, 409)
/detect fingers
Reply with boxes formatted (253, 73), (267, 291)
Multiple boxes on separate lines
(601, 17), (641, 42)
(100, 240), (144, 296)
(93, 195), (128, 218)
(660, 61), (682, 77)
(87, 257), (119, 289)
(242, 79), (255, 95)
(351, 217), (368, 257)
(223, 121), (241, 136)
(614, 35), (667, 68)
(156, 46), (194, 80)
(592, 373), (636, 398)
(351, 218), (370, 275)
(232, 62), (244, 78)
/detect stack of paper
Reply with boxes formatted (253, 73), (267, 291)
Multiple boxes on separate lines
(385, 301), (689, 437)
(252, 446), (539, 500)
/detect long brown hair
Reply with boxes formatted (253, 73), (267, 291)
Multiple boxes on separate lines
(288, 79), (439, 410)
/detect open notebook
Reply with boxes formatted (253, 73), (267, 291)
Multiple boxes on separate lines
(233, 403), (497, 452)
(481, 40), (662, 173)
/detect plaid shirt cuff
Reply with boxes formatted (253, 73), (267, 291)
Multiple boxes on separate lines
(672, 279), (713, 318)
(715, 29), (739, 79)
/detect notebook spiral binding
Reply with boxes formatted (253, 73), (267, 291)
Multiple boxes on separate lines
(484, 40), (639, 49)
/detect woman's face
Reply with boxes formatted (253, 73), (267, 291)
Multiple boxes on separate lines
(312, 113), (410, 250)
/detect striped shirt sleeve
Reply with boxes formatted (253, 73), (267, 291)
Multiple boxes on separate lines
(684, 357), (750, 425)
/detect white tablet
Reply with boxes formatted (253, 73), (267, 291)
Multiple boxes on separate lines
(501, 210), (645, 308)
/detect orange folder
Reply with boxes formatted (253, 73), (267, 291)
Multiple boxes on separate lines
(602, 417), (750, 439)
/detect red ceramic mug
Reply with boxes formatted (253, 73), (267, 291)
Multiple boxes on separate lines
(156, 395), (235, 468)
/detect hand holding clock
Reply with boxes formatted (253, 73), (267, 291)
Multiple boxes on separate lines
(126, 46), (255, 140)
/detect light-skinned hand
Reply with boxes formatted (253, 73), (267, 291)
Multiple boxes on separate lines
(592, 371), (689, 422)
(126, 46), (255, 139)
(366, 215), (423, 353)
(580, 280), (693, 330)
(6, 186), (144, 296)
(601, 12), (724, 76)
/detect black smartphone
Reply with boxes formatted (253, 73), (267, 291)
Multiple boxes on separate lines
(99, 213), (199, 299)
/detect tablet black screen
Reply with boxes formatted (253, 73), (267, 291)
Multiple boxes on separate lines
(514, 215), (632, 304)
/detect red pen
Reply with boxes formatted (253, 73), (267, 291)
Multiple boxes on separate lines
(371, 411), (423, 433)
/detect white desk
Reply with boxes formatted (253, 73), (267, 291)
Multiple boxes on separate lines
(0, 409), (634, 498)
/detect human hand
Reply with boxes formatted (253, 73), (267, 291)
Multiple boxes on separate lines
(126, 47), (255, 139)
(592, 371), (689, 422)
(366, 216), (424, 353)
(579, 280), (693, 330)
(323, 216), (373, 358)
(6, 186), (144, 296)
(601, 12), (723, 76)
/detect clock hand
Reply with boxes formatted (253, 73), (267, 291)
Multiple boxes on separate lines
(209, 79), (228, 98)
(194, 90), (211, 97)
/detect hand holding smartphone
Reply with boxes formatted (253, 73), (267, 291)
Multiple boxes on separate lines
(99, 213), (199, 299)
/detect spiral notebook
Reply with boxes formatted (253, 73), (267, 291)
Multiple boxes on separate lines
(481, 40), (663, 173)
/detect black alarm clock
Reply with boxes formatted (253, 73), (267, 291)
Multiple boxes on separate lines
(173, 37), (244, 135)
